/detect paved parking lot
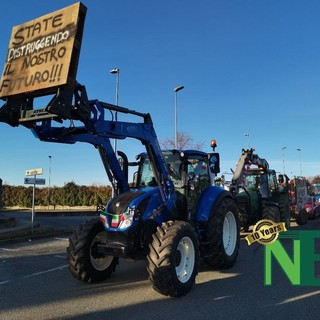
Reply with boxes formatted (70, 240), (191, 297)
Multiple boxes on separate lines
(0, 216), (319, 320)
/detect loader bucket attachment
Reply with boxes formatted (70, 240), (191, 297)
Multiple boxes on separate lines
(0, 96), (33, 127)
(0, 3), (88, 127)
(46, 84), (91, 122)
(0, 84), (91, 127)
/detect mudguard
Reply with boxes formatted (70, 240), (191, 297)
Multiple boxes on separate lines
(194, 186), (234, 222)
(141, 187), (176, 224)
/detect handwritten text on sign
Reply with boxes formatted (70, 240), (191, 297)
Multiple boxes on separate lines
(0, 2), (84, 97)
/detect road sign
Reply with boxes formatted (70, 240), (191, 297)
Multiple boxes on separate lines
(24, 178), (46, 185)
(25, 168), (43, 176)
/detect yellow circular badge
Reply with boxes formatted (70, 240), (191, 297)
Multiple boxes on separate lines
(245, 219), (287, 246)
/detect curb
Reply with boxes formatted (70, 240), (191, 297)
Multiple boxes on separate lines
(0, 211), (98, 242)
(0, 223), (74, 242)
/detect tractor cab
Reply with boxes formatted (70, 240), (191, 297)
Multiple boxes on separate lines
(245, 168), (279, 199)
(237, 168), (280, 221)
(133, 149), (220, 220)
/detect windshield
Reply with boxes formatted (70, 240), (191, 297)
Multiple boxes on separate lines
(164, 152), (183, 186)
(245, 174), (259, 188)
(313, 184), (320, 195)
(136, 152), (183, 188)
(245, 171), (270, 197)
(136, 151), (210, 189)
(137, 157), (156, 187)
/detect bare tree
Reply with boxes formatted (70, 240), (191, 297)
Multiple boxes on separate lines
(160, 131), (204, 150)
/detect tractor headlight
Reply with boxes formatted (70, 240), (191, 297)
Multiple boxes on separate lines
(118, 206), (136, 229)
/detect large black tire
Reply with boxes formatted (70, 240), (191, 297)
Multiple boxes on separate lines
(67, 219), (119, 283)
(295, 208), (308, 225)
(147, 220), (199, 297)
(314, 206), (320, 218)
(277, 194), (291, 229)
(203, 198), (240, 269)
(262, 204), (280, 222)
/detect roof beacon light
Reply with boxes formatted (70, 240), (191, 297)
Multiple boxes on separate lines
(211, 139), (217, 150)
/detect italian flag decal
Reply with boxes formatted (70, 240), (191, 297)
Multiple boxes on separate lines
(111, 215), (119, 228)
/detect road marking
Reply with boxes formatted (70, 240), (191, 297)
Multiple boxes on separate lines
(277, 290), (320, 305)
(54, 255), (66, 259)
(213, 295), (231, 301)
(54, 237), (69, 241)
(24, 265), (68, 278)
(0, 247), (19, 252)
(0, 280), (12, 285)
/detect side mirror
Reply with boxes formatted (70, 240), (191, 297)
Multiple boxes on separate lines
(188, 172), (195, 181)
(133, 172), (138, 187)
(187, 172), (196, 191)
(117, 151), (128, 181)
(278, 174), (284, 184)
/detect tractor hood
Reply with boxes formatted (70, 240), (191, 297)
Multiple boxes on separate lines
(108, 191), (146, 216)
(102, 187), (174, 230)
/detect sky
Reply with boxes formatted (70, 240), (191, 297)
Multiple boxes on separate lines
(1, 0), (320, 187)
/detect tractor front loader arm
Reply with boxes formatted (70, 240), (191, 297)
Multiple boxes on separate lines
(0, 83), (174, 202)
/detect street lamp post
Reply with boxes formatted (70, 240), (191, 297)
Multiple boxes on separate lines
(48, 155), (52, 208)
(110, 68), (120, 197)
(244, 133), (250, 149)
(297, 148), (302, 176)
(282, 147), (287, 174)
(109, 69), (120, 119)
(174, 85), (184, 149)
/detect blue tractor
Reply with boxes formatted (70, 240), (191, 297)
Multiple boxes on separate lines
(0, 83), (240, 297)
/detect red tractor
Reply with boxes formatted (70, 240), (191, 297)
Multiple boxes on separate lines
(287, 177), (319, 225)
(304, 196), (320, 220)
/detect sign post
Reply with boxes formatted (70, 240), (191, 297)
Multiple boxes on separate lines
(25, 168), (45, 233)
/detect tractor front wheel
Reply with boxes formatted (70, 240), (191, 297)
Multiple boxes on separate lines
(67, 219), (119, 283)
(262, 204), (280, 222)
(277, 194), (291, 229)
(147, 221), (199, 297)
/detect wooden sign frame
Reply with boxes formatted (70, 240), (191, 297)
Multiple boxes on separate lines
(0, 2), (86, 98)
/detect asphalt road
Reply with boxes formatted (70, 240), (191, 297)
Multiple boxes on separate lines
(0, 217), (319, 320)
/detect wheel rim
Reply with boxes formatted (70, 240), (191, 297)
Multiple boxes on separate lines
(223, 211), (237, 256)
(175, 236), (195, 283)
(90, 231), (114, 271)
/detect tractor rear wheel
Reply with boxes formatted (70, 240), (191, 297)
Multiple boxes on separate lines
(203, 198), (240, 269)
(295, 208), (308, 225)
(67, 219), (119, 282)
(147, 220), (199, 297)
(314, 206), (320, 218)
